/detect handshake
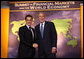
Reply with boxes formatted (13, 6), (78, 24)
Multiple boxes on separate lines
(33, 43), (38, 48)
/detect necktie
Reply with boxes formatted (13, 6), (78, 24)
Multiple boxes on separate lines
(29, 26), (31, 30)
(29, 26), (34, 39)
(41, 23), (43, 38)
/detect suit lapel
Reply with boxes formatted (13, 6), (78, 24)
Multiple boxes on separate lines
(38, 24), (41, 34)
(25, 25), (29, 30)
(37, 24), (42, 38)
(25, 25), (31, 32)
(43, 21), (47, 38)
(25, 25), (34, 41)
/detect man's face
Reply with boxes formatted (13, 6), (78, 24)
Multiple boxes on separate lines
(26, 17), (32, 26)
(38, 13), (45, 23)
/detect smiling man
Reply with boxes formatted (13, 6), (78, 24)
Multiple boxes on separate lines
(35, 12), (57, 58)
(18, 15), (38, 58)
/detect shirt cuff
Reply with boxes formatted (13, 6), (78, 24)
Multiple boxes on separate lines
(52, 47), (56, 49)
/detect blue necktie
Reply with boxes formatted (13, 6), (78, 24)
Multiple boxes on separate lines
(41, 23), (43, 38)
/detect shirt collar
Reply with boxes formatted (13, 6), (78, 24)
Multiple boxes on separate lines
(40, 21), (45, 25)
(26, 24), (30, 29)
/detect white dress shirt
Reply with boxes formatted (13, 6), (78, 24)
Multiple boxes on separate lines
(40, 22), (45, 32)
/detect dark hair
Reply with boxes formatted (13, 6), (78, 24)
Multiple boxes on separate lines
(25, 15), (33, 20)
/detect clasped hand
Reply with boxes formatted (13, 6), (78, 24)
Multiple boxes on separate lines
(33, 43), (38, 48)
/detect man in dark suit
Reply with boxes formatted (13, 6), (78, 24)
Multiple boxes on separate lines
(18, 15), (38, 58)
(35, 12), (57, 58)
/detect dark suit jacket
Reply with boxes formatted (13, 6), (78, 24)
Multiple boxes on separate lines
(35, 21), (57, 54)
(18, 25), (35, 58)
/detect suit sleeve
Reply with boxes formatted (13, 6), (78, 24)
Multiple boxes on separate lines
(32, 28), (37, 43)
(19, 27), (33, 48)
(35, 26), (39, 44)
(51, 22), (57, 48)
